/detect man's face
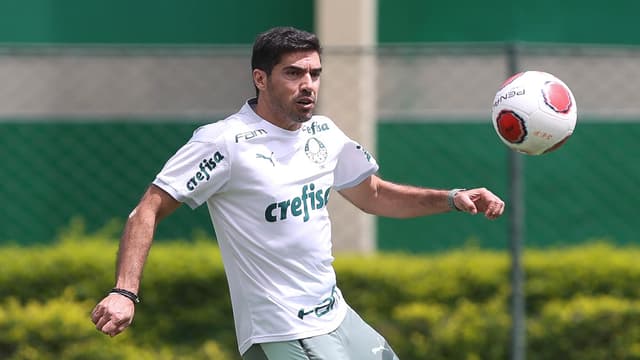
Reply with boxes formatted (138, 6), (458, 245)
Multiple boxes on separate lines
(255, 51), (322, 129)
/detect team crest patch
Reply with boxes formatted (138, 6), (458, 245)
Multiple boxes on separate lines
(305, 137), (328, 164)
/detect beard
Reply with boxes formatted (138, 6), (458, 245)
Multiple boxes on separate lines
(293, 110), (313, 123)
(267, 93), (314, 124)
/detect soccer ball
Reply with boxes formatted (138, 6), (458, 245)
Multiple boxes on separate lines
(491, 71), (577, 155)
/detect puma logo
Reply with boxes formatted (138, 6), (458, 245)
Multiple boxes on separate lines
(256, 152), (275, 167)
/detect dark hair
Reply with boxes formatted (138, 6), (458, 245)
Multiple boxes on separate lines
(251, 27), (322, 95)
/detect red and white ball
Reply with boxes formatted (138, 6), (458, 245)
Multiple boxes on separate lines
(492, 71), (577, 155)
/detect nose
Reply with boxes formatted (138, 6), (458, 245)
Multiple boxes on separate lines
(300, 72), (312, 87)
(299, 72), (316, 94)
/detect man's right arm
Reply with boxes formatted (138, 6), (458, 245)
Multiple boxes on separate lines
(91, 184), (181, 337)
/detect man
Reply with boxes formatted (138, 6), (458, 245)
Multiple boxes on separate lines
(91, 26), (505, 360)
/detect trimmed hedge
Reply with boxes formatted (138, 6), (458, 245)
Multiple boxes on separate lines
(2, 226), (640, 359)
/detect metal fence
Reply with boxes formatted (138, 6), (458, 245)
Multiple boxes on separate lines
(1, 43), (639, 250)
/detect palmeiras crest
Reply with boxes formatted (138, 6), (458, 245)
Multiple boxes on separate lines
(304, 137), (328, 164)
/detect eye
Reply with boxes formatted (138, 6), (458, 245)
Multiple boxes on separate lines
(285, 68), (301, 77)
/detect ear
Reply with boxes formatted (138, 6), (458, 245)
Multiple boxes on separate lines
(253, 69), (267, 92)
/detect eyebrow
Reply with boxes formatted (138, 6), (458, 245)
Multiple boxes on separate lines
(283, 64), (323, 73)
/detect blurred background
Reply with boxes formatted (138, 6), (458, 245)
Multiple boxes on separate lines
(1, 0), (638, 252)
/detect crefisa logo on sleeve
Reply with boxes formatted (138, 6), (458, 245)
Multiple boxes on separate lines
(186, 151), (225, 191)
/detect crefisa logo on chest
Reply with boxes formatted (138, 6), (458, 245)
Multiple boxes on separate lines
(302, 121), (329, 135)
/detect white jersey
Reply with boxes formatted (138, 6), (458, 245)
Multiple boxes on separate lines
(153, 99), (378, 355)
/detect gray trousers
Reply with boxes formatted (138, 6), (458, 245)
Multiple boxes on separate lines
(242, 307), (399, 360)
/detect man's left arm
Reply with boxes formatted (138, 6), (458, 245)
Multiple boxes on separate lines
(338, 175), (505, 220)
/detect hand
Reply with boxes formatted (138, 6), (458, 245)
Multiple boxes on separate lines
(91, 293), (135, 337)
(454, 187), (505, 220)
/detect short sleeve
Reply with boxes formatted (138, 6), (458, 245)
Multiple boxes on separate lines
(333, 140), (379, 190)
(153, 138), (230, 209)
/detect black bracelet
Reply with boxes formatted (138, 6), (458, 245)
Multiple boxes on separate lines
(109, 288), (140, 304)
